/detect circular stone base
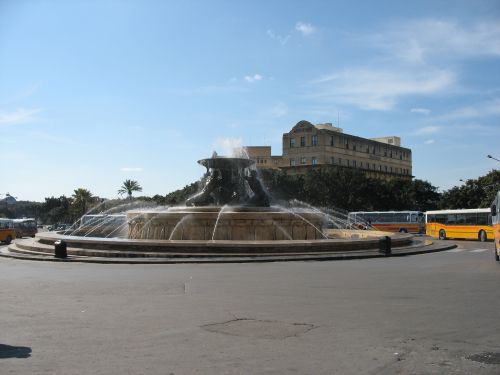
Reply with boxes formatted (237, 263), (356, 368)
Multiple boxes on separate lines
(3, 233), (457, 263)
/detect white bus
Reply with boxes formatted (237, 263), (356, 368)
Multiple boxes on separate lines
(347, 211), (424, 233)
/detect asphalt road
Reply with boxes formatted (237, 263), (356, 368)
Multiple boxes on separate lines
(1, 238), (499, 374)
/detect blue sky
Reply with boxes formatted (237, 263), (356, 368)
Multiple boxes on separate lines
(1, 0), (499, 201)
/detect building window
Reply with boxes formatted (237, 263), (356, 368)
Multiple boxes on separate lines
(353, 143), (356, 151)
(300, 136), (306, 147)
(346, 159), (350, 167)
(290, 159), (296, 166)
(339, 158), (342, 166)
(312, 157), (317, 165)
(331, 156), (335, 164)
(353, 160), (357, 167)
(290, 138), (295, 148)
(300, 157), (306, 165)
(330, 136), (334, 146)
(384, 166), (388, 172)
(312, 135), (318, 146)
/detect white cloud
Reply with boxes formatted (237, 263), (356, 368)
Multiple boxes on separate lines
(267, 29), (290, 45)
(309, 68), (455, 110)
(269, 103), (288, 118)
(9, 83), (41, 103)
(120, 167), (143, 172)
(414, 126), (441, 135)
(28, 131), (75, 145)
(410, 108), (431, 114)
(182, 85), (248, 95)
(439, 98), (500, 120)
(244, 74), (263, 83)
(0, 108), (42, 126)
(424, 139), (435, 144)
(296, 22), (316, 36)
(451, 123), (500, 137)
(370, 19), (500, 64)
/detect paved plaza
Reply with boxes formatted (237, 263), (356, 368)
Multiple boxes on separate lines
(1, 239), (499, 374)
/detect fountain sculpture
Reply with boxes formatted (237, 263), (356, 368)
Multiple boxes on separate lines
(127, 153), (326, 241)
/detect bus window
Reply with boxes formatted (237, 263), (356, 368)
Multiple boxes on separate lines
(465, 213), (477, 225)
(478, 212), (489, 226)
(456, 214), (466, 225)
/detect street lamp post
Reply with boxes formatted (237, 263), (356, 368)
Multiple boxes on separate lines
(487, 154), (500, 163)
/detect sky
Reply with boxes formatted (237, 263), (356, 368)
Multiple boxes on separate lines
(1, 0), (499, 202)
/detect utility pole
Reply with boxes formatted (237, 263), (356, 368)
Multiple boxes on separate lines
(487, 154), (500, 163)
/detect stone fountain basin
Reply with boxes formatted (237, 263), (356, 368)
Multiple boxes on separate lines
(127, 206), (331, 241)
(33, 230), (412, 255)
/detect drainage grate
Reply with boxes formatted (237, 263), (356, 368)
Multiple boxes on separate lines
(467, 352), (500, 365)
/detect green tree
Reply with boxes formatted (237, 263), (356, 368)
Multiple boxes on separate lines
(440, 170), (500, 209)
(164, 182), (198, 205)
(259, 167), (441, 212)
(72, 188), (93, 218)
(410, 179), (441, 211)
(40, 196), (72, 224)
(118, 179), (143, 200)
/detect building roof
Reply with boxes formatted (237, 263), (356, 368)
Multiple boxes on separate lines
(0, 194), (17, 205)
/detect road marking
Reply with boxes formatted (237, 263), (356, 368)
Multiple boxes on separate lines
(446, 249), (464, 252)
(470, 249), (489, 253)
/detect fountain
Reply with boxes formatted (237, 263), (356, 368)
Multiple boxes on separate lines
(127, 154), (325, 241)
(2, 152), (455, 262)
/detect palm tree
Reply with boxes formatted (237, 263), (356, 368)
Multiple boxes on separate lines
(72, 188), (93, 218)
(118, 179), (142, 200)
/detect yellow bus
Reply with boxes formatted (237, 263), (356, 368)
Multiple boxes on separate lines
(347, 211), (425, 233)
(425, 208), (493, 242)
(0, 218), (16, 244)
(491, 191), (500, 261)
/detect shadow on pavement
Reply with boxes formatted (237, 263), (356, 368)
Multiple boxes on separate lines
(0, 344), (32, 359)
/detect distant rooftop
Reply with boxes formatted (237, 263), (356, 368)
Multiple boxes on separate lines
(314, 122), (343, 132)
(0, 193), (17, 205)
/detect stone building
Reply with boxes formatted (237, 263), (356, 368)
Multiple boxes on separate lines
(245, 120), (412, 180)
(243, 146), (284, 169)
